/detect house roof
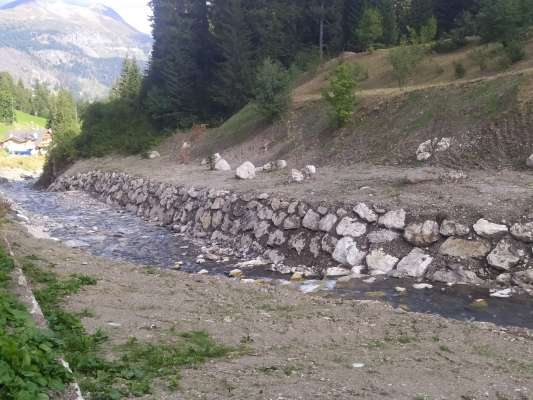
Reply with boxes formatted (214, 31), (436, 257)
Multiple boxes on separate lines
(0, 128), (52, 146)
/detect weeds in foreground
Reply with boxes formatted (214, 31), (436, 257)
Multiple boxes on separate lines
(22, 258), (233, 399)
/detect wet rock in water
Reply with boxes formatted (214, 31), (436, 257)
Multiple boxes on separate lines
(487, 240), (521, 271)
(318, 213), (337, 232)
(490, 288), (513, 298)
(413, 283), (433, 290)
(290, 169), (305, 183)
(302, 209), (321, 230)
(147, 150), (160, 159)
(326, 267), (351, 277)
(431, 264), (482, 285)
(291, 271), (304, 281)
(396, 248), (433, 278)
(510, 222), (533, 243)
(439, 238), (491, 259)
(353, 203), (377, 223)
(197, 269), (209, 275)
(333, 237), (366, 267)
(368, 229), (400, 244)
(473, 219), (508, 238)
(366, 249), (399, 276)
(439, 220), (470, 237)
(235, 162), (256, 180)
(378, 209), (406, 230)
(336, 217), (367, 238)
(214, 158), (231, 171)
(395, 286), (406, 293)
(403, 220), (440, 247)
(527, 154), (533, 168)
(229, 269), (243, 278)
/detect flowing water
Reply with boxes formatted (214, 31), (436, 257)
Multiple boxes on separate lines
(1, 179), (532, 330)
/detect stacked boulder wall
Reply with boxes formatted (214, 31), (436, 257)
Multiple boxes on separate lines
(49, 171), (533, 293)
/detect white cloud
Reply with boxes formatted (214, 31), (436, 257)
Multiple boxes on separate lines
(102, 0), (152, 34)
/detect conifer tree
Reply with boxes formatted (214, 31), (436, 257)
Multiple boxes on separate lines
(111, 57), (142, 102)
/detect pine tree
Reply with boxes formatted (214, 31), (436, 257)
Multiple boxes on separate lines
(31, 82), (51, 118)
(410, 0), (435, 31)
(379, 0), (399, 45)
(111, 57), (142, 101)
(211, 0), (256, 113)
(47, 89), (79, 136)
(0, 73), (15, 124)
(355, 7), (384, 50)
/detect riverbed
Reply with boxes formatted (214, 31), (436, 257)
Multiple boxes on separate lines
(1, 179), (532, 329)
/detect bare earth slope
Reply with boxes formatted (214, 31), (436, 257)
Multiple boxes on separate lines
(4, 220), (533, 400)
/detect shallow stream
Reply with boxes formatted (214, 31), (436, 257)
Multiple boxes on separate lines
(1, 180), (532, 330)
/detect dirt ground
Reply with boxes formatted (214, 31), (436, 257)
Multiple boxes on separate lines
(67, 156), (533, 223)
(4, 220), (533, 400)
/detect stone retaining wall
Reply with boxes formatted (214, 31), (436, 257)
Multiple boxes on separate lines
(49, 170), (533, 293)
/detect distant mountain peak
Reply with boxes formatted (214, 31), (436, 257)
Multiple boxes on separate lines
(0, 0), (36, 10)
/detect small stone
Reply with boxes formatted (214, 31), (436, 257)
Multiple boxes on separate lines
(336, 217), (367, 237)
(326, 267), (351, 277)
(526, 154), (533, 168)
(439, 238), (491, 259)
(490, 288), (512, 298)
(235, 161), (256, 180)
(395, 286), (406, 293)
(378, 209), (406, 230)
(276, 160), (288, 169)
(303, 165), (317, 176)
(396, 248), (433, 278)
(439, 220), (470, 237)
(368, 229), (400, 244)
(302, 209), (321, 230)
(486, 239), (521, 271)
(473, 219), (508, 238)
(510, 222), (533, 243)
(352, 363), (365, 369)
(290, 169), (305, 183)
(214, 159), (231, 171)
(353, 203), (377, 223)
(412, 283), (433, 290)
(291, 271), (304, 281)
(319, 214), (338, 232)
(147, 150), (160, 159)
(229, 269), (243, 278)
(197, 269), (209, 275)
(403, 220), (440, 247)
(366, 249), (399, 276)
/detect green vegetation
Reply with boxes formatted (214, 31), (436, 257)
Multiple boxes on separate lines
(388, 42), (426, 87)
(322, 63), (360, 126)
(253, 58), (292, 120)
(0, 247), (73, 399)
(21, 258), (232, 399)
(355, 8), (384, 51)
(0, 110), (47, 141)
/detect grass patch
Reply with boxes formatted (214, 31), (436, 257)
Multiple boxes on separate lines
(0, 152), (45, 172)
(0, 110), (47, 140)
(0, 247), (73, 399)
(203, 104), (267, 150)
(22, 259), (232, 399)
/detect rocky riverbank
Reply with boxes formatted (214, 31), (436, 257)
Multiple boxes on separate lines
(50, 170), (533, 295)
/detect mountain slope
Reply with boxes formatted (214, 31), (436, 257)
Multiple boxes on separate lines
(0, 0), (152, 98)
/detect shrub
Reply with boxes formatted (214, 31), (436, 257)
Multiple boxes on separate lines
(253, 58), (292, 120)
(470, 48), (490, 71)
(355, 8), (384, 51)
(388, 42), (426, 87)
(322, 63), (359, 127)
(504, 39), (526, 63)
(454, 62), (467, 79)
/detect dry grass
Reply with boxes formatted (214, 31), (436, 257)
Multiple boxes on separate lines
(0, 153), (45, 173)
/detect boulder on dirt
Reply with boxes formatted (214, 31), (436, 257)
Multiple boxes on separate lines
(439, 220), (470, 237)
(527, 154), (533, 168)
(229, 269), (243, 278)
(366, 249), (399, 275)
(404, 220), (440, 247)
(336, 217), (367, 238)
(276, 160), (288, 170)
(290, 169), (305, 183)
(416, 140), (433, 161)
(353, 203), (377, 223)
(396, 248), (433, 278)
(439, 238), (491, 259)
(368, 229), (400, 244)
(473, 219), (508, 238)
(147, 150), (160, 159)
(303, 165), (317, 177)
(235, 162), (256, 180)
(214, 159), (231, 171)
(435, 137), (452, 152)
(510, 222), (533, 243)
(333, 237), (366, 267)
(486, 239), (521, 271)
(378, 209), (406, 230)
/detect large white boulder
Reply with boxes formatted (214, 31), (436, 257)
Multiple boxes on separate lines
(333, 237), (366, 267)
(473, 219), (508, 238)
(396, 248), (433, 278)
(487, 240), (521, 271)
(235, 162), (256, 180)
(290, 169), (305, 183)
(336, 217), (367, 238)
(378, 209), (406, 230)
(403, 220), (440, 247)
(366, 249), (399, 275)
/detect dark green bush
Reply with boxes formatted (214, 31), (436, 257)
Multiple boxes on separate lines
(454, 62), (467, 79)
(253, 58), (292, 120)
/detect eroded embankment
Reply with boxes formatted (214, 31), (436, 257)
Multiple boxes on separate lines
(49, 170), (533, 294)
